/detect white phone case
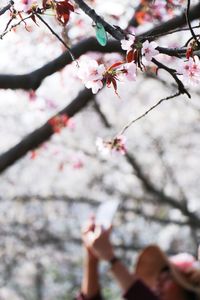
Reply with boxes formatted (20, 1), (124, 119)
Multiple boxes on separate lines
(96, 200), (120, 229)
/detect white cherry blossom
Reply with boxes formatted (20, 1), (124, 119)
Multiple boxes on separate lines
(85, 79), (104, 94)
(121, 35), (135, 52)
(77, 58), (106, 94)
(177, 56), (200, 86)
(124, 62), (137, 81)
(142, 40), (159, 62)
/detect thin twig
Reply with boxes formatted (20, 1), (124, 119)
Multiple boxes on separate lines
(142, 25), (200, 41)
(0, 14), (33, 39)
(185, 0), (200, 47)
(35, 13), (75, 61)
(152, 58), (191, 98)
(119, 92), (181, 136)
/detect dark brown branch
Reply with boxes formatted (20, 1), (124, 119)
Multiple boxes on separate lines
(0, 37), (121, 90)
(0, 37), (194, 91)
(36, 12), (75, 60)
(186, 0), (200, 47)
(152, 58), (191, 98)
(140, 2), (200, 40)
(1, 1), (200, 91)
(0, 0), (14, 16)
(93, 99), (112, 128)
(0, 88), (94, 173)
(73, 0), (124, 40)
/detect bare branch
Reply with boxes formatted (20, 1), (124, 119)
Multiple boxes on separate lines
(119, 92), (181, 136)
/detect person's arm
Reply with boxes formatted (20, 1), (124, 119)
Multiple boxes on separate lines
(83, 226), (135, 292)
(78, 219), (103, 300)
(85, 226), (159, 300)
(109, 259), (137, 293)
(81, 251), (101, 299)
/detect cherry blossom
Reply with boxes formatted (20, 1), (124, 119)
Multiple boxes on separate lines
(121, 35), (135, 52)
(77, 58), (106, 94)
(142, 40), (159, 62)
(96, 135), (127, 156)
(122, 62), (137, 81)
(96, 137), (111, 156)
(48, 114), (69, 133)
(177, 56), (200, 86)
(85, 79), (104, 94)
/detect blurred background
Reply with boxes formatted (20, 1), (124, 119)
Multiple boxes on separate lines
(0, 0), (200, 299)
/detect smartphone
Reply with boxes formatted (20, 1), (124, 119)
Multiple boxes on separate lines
(95, 200), (120, 229)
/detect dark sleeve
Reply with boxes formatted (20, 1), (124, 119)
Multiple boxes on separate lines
(123, 279), (160, 300)
(76, 292), (103, 300)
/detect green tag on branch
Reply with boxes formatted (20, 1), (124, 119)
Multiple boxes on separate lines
(95, 22), (107, 46)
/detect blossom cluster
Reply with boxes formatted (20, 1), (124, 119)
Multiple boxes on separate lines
(96, 135), (127, 156)
(177, 56), (200, 86)
(77, 37), (159, 94)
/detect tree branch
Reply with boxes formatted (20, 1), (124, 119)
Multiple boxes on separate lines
(125, 152), (200, 228)
(0, 88), (94, 173)
(0, 0), (14, 16)
(73, 0), (124, 40)
(0, 37), (121, 90)
(140, 2), (200, 40)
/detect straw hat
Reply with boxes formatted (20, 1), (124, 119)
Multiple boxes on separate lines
(135, 245), (200, 297)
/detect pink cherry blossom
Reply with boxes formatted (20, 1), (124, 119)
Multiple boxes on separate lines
(113, 135), (127, 155)
(121, 35), (135, 52)
(96, 135), (127, 156)
(177, 56), (200, 86)
(77, 58), (106, 94)
(123, 62), (137, 81)
(85, 80), (104, 94)
(142, 40), (159, 62)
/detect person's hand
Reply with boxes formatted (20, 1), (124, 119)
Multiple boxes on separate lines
(83, 224), (115, 261)
(182, 267), (200, 286)
(82, 216), (98, 262)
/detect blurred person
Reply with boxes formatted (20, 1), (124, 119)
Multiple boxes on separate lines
(76, 218), (200, 300)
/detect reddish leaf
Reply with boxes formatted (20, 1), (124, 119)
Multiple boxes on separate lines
(55, 0), (74, 26)
(107, 61), (124, 72)
(111, 78), (117, 93)
(186, 47), (193, 59)
(126, 50), (134, 63)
